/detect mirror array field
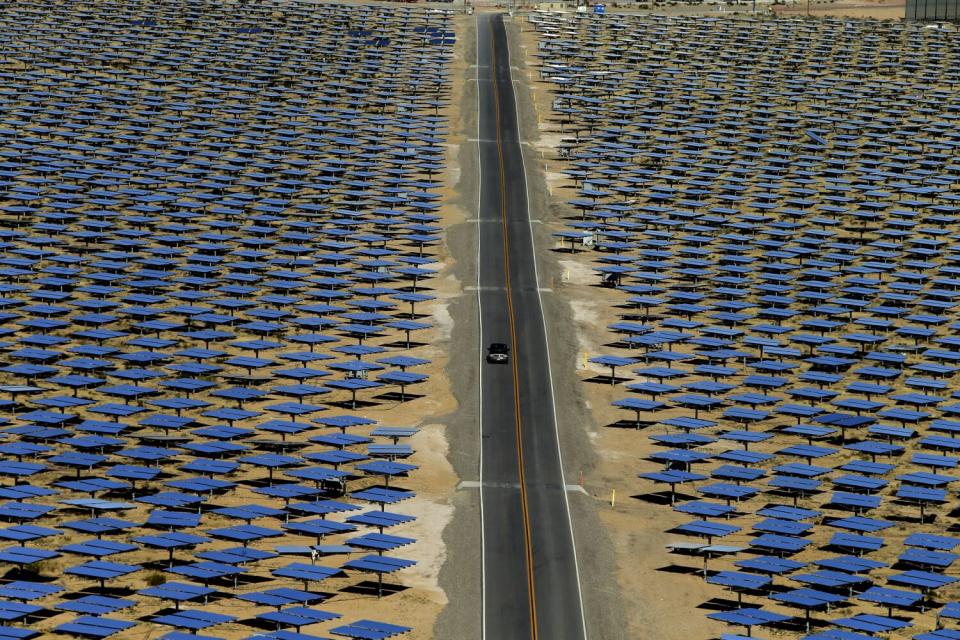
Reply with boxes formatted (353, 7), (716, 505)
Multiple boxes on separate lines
(531, 11), (960, 639)
(0, 1), (454, 638)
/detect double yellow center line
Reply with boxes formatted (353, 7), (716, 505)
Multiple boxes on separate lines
(488, 18), (539, 640)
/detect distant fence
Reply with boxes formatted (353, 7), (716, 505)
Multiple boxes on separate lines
(906, 0), (960, 21)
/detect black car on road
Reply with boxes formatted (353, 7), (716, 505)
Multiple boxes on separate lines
(486, 342), (510, 364)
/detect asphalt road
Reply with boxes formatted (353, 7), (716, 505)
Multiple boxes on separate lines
(476, 13), (587, 640)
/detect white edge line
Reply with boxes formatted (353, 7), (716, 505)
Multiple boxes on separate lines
(475, 13), (488, 640)
(503, 13), (590, 640)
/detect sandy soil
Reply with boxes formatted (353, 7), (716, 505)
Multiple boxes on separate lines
(773, 0), (906, 18)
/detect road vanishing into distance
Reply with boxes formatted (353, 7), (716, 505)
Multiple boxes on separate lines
(476, 13), (588, 640)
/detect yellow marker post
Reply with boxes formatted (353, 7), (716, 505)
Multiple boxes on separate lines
(611, 489), (616, 508)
